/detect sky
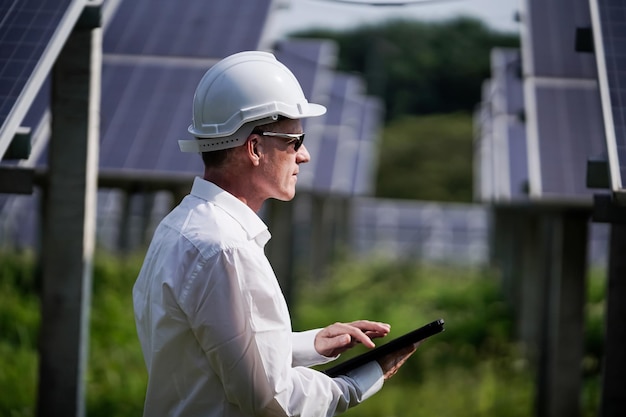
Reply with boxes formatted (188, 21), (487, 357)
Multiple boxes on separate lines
(269, 0), (521, 39)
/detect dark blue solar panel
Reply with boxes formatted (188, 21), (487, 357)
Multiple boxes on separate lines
(591, 0), (626, 191)
(0, 0), (83, 159)
(533, 83), (606, 197)
(100, 59), (206, 173)
(104, 0), (273, 58)
(523, 0), (597, 78)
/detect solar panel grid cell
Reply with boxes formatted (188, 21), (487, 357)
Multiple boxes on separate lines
(0, 0), (72, 129)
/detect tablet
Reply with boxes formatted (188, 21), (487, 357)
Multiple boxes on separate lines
(323, 318), (445, 377)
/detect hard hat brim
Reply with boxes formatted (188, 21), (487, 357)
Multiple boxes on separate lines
(180, 102), (327, 153)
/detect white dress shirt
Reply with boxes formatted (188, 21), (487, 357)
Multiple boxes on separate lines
(133, 177), (384, 417)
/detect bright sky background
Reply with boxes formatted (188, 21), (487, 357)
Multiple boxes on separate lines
(269, 0), (521, 39)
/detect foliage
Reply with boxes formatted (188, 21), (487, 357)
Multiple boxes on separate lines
(375, 112), (474, 201)
(0, 250), (147, 417)
(87, 252), (147, 417)
(0, 250), (39, 417)
(291, 17), (519, 122)
(294, 261), (535, 417)
(0, 251), (604, 416)
(291, 18), (516, 202)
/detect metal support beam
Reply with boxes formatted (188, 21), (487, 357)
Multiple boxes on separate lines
(518, 213), (543, 366)
(536, 210), (588, 417)
(600, 223), (626, 417)
(36, 17), (101, 417)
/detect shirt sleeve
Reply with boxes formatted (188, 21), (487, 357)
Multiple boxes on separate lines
(291, 329), (337, 367)
(179, 246), (385, 417)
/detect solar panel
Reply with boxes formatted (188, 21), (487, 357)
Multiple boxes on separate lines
(520, 0), (605, 200)
(311, 73), (367, 194)
(589, 0), (626, 197)
(100, 57), (207, 173)
(273, 39), (350, 194)
(491, 48), (524, 117)
(103, 0), (274, 58)
(525, 80), (606, 198)
(352, 96), (383, 195)
(273, 39), (338, 190)
(273, 38), (338, 105)
(489, 48), (528, 201)
(520, 0), (597, 78)
(0, 0), (85, 160)
(475, 49), (528, 203)
(98, 0), (281, 175)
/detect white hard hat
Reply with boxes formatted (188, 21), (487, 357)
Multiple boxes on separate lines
(178, 51), (326, 153)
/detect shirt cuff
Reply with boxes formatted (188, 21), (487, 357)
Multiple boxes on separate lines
(346, 361), (384, 401)
(292, 329), (337, 367)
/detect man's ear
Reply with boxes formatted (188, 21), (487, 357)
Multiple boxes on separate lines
(246, 136), (261, 165)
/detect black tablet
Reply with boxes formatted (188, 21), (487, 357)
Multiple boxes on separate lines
(323, 318), (445, 377)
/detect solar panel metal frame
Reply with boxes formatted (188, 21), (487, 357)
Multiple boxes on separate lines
(589, 0), (626, 197)
(0, 0), (86, 160)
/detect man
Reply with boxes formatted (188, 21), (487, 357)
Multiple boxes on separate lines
(133, 51), (417, 417)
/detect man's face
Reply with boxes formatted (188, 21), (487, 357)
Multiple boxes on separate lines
(255, 118), (310, 202)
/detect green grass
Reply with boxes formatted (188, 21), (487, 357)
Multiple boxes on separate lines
(0, 252), (604, 416)
(293, 261), (533, 417)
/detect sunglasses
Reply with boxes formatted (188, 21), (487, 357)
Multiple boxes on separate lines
(253, 131), (305, 151)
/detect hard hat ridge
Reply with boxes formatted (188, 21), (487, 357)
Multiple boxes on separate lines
(179, 50), (326, 153)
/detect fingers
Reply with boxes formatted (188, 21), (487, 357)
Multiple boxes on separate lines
(323, 322), (375, 348)
(335, 320), (390, 348)
(315, 320), (391, 357)
(349, 320), (391, 341)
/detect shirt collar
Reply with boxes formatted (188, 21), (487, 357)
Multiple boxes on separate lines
(190, 177), (271, 247)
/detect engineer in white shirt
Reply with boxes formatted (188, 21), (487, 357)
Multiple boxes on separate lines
(133, 50), (418, 417)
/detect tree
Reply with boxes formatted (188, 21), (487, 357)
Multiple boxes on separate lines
(291, 17), (519, 121)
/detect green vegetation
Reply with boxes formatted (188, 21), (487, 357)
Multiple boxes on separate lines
(376, 113), (474, 201)
(0, 251), (604, 416)
(293, 17), (519, 121)
(293, 18), (518, 202)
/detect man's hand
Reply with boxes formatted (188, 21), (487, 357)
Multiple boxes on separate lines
(377, 342), (420, 380)
(315, 320), (391, 357)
